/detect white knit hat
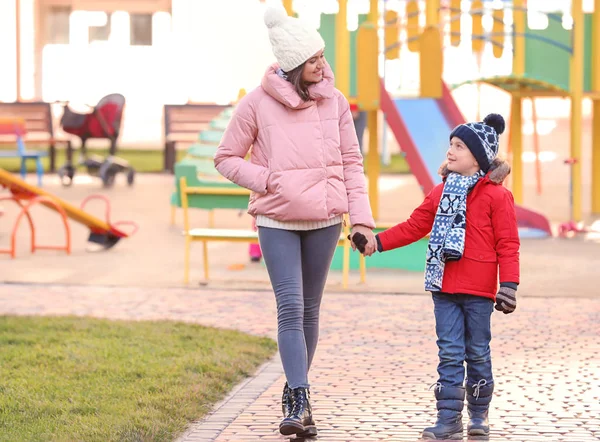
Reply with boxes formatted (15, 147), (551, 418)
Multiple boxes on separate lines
(264, 5), (325, 72)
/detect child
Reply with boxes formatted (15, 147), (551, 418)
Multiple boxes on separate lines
(352, 113), (519, 440)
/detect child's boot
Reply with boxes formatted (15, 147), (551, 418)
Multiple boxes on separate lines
(422, 384), (465, 440)
(466, 380), (494, 438)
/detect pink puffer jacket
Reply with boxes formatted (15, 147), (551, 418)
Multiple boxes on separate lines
(214, 62), (375, 228)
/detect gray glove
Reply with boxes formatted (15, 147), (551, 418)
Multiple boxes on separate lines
(495, 286), (517, 314)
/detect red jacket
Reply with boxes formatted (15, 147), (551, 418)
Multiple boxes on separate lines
(378, 159), (520, 300)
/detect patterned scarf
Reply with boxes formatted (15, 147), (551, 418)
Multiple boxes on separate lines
(425, 171), (484, 292)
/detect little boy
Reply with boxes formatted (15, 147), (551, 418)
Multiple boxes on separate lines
(353, 113), (520, 440)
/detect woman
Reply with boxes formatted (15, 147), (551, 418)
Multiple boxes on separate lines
(214, 5), (376, 437)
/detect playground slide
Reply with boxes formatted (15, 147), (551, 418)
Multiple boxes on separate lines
(0, 168), (133, 248)
(380, 80), (552, 238)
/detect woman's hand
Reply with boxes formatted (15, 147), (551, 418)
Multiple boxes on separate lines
(350, 225), (377, 256)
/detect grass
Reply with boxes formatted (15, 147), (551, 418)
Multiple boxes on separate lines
(0, 315), (276, 442)
(0, 146), (411, 174)
(0, 147), (188, 174)
(377, 153), (410, 175)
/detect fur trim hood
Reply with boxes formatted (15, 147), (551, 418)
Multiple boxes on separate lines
(438, 157), (511, 184)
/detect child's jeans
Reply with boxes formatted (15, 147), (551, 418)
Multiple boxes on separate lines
(432, 293), (494, 388)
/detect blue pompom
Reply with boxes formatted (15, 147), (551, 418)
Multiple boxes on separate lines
(483, 113), (505, 135)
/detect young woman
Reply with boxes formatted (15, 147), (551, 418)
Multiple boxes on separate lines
(214, 5), (376, 437)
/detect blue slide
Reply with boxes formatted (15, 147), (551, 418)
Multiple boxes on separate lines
(380, 80), (552, 239)
(393, 98), (450, 185)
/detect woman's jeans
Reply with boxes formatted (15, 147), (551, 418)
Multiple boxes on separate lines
(258, 224), (342, 389)
(432, 293), (494, 388)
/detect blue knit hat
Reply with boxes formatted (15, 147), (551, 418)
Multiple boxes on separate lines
(449, 113), (506, 173)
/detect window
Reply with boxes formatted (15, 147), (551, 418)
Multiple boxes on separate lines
(130, 13), (153, 46)
(47, 6), (71, 44)
(88, 12), (111, 43)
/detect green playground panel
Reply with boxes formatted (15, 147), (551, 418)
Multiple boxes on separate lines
(220, 108), (235, 119)
(187, 143), (218, 158)
(177, 157), (221, 175)
(199, 130), (223, 144)
(524, 13), (594, 93)
(584, 14), (594, 93)
(172, 163), (249, 210)
(330, 230), (427, 272)
(210, 118), (230, 131)
(319, 14), (367, 98)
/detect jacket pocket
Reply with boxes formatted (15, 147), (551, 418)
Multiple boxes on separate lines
(457, 248), (498, 293)
(463, 248), (497, 262)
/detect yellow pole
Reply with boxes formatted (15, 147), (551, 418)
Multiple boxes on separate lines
(367, 0), (379, 220)
(450, 0), (461, 46)
(342, 224), (350, 289)
(510, 94), (523, 204)
(420, 0), (442, 98)
(592, 0), (600, 214)
(336, 0), (350, 98)
(425, 0), (439, 25)
(367, 111), (380, 220)
(570, 0), (584, 221)
(181, 177), (191, 284)
(513, 0), (525, 76)
(282, 0), (293, 16)
(15, 0), (21, 101)
(510, 0), (526, 203)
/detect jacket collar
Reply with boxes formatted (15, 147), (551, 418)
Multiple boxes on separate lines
(261, 61), (335, 110)
(438, 157), (511, 185)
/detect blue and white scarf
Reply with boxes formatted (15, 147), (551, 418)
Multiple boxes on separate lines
(425, 171), (484, 292)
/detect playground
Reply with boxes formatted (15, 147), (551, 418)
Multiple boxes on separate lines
(1, 167), (599, 297)
(2, 0), (600, 292)
(1, 0), (600, 441)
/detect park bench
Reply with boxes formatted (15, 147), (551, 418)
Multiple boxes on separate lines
(0, 102), (70, 172)
(163, 103), (231, 173)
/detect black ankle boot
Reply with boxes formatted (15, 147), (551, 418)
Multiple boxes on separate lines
(279, 387), (317, 437)
(281, 382), (293, 417)
(466, 380), (494, 438)
(422, 384), (465, 440)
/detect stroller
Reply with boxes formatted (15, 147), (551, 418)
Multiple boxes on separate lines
(57, 93), (135, 187)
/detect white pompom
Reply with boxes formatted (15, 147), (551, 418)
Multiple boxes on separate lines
(264, 6), (288, 29)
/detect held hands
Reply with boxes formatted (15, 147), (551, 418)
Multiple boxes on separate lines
(495, 286), (517, 314)
(347, 225), (377, 257)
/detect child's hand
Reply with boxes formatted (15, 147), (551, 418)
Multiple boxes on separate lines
(495, 287), (517, 314)
(347, 232), (369, 254)
(350, 225), (376, 256)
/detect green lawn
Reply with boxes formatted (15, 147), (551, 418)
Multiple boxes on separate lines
(0, 316), (276, 442)
(0, 146), (410, 174)
(378, 153), (410, 175)
(0, 148), (188, 174)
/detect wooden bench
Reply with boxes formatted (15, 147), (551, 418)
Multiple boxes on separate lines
(180, 176), (366, 288)
(0, 102), (70, 172)
(163, 103), (231, 173)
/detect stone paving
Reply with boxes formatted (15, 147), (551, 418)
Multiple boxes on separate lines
(1, 283), (599, 441)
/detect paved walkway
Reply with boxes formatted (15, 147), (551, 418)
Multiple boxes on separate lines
(1, 283), (599, 441)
